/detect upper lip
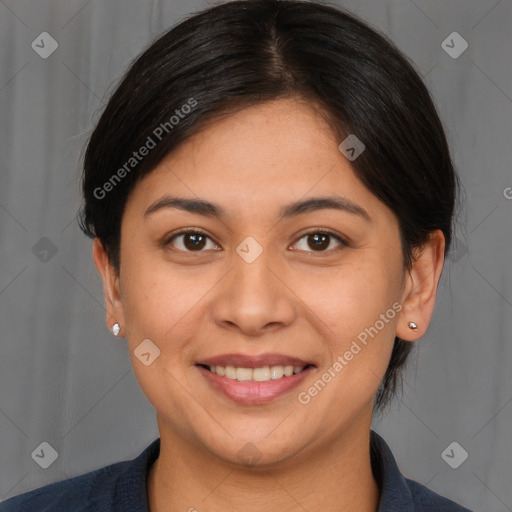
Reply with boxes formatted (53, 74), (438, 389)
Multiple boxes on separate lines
(196, 353), (315, 368)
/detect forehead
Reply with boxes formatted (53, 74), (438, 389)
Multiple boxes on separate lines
(126, 98), (390, 225)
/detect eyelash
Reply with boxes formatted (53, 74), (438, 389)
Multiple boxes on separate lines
(163, 227), (348, 255)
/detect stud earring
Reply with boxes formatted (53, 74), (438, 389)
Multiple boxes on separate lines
(408, 321), (418, 330)
(112, 323), (121, 336)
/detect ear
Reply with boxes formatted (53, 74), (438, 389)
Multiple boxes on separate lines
(93, 238), (126, 337)
(396, 229), (445, 341)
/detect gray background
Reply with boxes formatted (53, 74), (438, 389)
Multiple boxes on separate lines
(0, 0), (510, 510)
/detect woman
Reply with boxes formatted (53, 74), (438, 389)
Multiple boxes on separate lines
(0, 1), (473, 511)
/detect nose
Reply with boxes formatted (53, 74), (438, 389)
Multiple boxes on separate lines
(211, 243), (296, 336)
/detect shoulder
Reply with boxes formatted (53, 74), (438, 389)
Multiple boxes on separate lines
(405, 477), (474, 512)
(0, 438), (160, 512)
(370, 430), (475, 512)
(0, 460), (128, 512)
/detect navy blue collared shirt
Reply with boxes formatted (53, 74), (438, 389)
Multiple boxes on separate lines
(0, 430), (473, 511)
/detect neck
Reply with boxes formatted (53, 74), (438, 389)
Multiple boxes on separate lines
(147, 413), (380, 512)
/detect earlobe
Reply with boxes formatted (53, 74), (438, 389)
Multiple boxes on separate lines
(92, 238), (125, 336)
(396, 230), (445, 341)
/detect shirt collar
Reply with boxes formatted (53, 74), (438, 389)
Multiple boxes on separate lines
(113, 437), (160, 512)
(370, 430), (416, 510)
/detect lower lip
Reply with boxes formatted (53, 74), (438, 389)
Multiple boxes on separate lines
(196, 365), (314, 404)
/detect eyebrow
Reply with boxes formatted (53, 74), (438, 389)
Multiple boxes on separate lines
(143, 195), (371, 222)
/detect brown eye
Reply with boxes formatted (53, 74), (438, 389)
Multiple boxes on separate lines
(165, 229), (219, 252)
(293, 230), (347, 253)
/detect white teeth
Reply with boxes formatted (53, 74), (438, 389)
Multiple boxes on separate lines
(206, 364), (307, 382)
(270, 365), (284, 379)
(225, 365), (237, 380)
(236, 367), (253, 381)
(252, 367), (271, 382)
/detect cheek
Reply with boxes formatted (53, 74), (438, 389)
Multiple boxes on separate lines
(300, 254), (402, 397)
(304, 289), (400, 415)
(300, 252), (401, 334)
(119, 255), (212, 351)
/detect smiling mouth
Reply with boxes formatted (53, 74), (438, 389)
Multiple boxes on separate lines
(197, 364), (314, 382)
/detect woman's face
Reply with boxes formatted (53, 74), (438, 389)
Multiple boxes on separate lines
(95, 98), (439, 466)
